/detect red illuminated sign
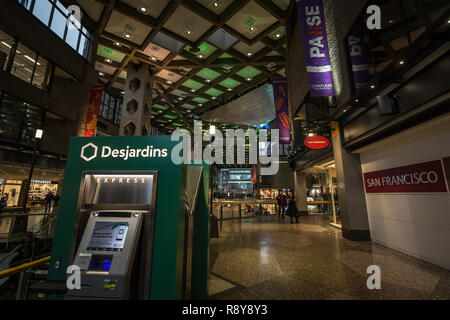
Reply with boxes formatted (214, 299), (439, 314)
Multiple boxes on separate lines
(364, 160), (448, 193)
(304, 136), (330, 150)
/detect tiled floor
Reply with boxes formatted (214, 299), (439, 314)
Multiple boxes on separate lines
(209, 215), (450, 300)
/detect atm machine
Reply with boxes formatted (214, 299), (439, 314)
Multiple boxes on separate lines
(46, 136), (210, 300)
(66, 171), (158, 300)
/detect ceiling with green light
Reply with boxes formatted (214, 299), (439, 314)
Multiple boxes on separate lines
(79, 0), (289, 133)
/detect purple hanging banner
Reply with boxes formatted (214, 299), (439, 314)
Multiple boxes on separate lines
(272, 78), (291, 144)
(348, 18), (370, 90)
(296, 0), (335, 97)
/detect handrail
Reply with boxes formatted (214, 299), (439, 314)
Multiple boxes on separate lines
(0, 213), (56, 219)
(0, 256), (50, 279)
(0, 215), (58, 265)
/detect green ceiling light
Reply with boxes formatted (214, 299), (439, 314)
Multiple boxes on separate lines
(204, 88), (223, 97)
(184, 79), (204, 91)
(153, 104), (169, 111)
(219, 53), (233, 59)
(219, 78), (241, 89)
(196, 68), (221, 81)
(192, 97), (208, 104)
(236, 66), (261, 79)
(97, 45), (126, 62)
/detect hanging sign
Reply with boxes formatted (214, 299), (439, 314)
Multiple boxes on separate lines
(296, 0), (335, 97)
(272, 78), (291, 144)
(252, 164), (257, 185)
(347, 17), (370, 90)
(84, 84), (105, 137)
(364, 160), (448, 194)
(304, 135), (330, 150)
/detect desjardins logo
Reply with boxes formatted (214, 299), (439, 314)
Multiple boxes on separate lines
(80, 143), (168, 162)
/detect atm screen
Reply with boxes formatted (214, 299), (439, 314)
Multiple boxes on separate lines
(87, 222), (129, 252)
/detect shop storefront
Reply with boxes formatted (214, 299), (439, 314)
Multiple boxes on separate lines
(301, 160), (341, 228)
(27, 179), (59, 207)
(0, 178), (23, 207)
(214, 168), (254, 199)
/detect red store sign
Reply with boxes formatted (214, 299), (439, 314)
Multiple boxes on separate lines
(304, 136), (330, 150)
(364, 160), (448, 193)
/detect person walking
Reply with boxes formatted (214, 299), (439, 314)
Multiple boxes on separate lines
(279, 193), (287, 218)
(53, 194), (60, 209)
(276, 192), (282, 217)
(287, 196), (300, 224)
(44, 192), (54, 213)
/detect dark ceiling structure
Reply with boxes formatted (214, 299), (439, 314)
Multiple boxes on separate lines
(75, 0), (292, 133)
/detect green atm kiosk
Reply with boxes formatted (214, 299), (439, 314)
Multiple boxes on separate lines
(46, 136), (210, 300)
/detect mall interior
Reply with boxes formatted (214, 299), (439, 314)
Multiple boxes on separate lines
(0, 0), (449, 301)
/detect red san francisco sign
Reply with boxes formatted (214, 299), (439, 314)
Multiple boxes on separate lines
(364, 160), (448, 193)
(304, 135), (330, 150)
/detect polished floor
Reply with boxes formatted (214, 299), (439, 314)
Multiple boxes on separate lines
(208, 215), (450, 300)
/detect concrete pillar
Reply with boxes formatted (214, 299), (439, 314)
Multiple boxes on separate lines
(294, 171), (308, 215)
(120, 63), (153, 136)
(332, 124), (371, 241)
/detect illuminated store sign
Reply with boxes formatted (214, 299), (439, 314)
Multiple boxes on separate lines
(94, 176), (147, 184)
(304, 136), (330, 150)
(364, 160), (448, 193)
(31, 180), (57, 184)
(81, 143), (169, 162)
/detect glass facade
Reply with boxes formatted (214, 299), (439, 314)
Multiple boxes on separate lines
(0, 31), (14, 71)
(17, 0), (92, 60)
(0, 29), (53, 91)
(99, 91), (122, 127)
(0, 91), (45, 146)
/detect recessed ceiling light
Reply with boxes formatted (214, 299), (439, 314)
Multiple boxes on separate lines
(105, 58), (112, 64)
(212, 96), (217, 100)
(184, 28), (193, 36)
(399, 60), (405, 65)
(247, 52), (253, 57)
(150, 56), (158, 62)
(159, 111), (162, 113)
(248, 24), (257, 33)
(210, 0), (220, 9)
(114, 41), (121, 47)
(166, 80), (173, 85)
(246, 77), (252, 82)
(98, 72), (105, 76)
(139, 6), (148, 14)
(371, 85), (375, 89)
(197, 54), (204, 59)
(275, 33), (282, 39)
(187, 110), (192, 113)
(227, 88), (232, 91)
(205, 79), (211, 83)
(121, 91), (125, 95)
(178, 97), (183, 101)
(355, 99), (359, 102)
(123, 33), (133, 39)
(191, 89), (196, 93)
(198, 104), (203, 107)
